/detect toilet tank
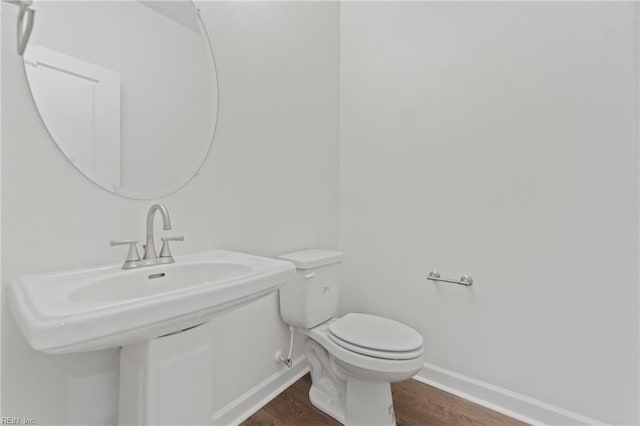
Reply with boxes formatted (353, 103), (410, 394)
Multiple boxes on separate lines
(278, 249), (343, 329)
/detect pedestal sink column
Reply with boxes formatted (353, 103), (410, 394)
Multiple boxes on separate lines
(118, 321), (215, 425)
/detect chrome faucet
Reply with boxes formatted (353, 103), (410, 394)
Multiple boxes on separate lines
(143, 204), (172, 262)
(111, 204), (183, 269)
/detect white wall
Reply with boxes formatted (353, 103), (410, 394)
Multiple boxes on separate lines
(1, 1), (338, 424)
(339, 2), (639, 425)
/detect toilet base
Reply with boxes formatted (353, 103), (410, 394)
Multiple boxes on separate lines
(305, 338), (396, 425)
(346, 377), (395, 425)
(308, 373), (396, 426)
(309, 383), (347, 424)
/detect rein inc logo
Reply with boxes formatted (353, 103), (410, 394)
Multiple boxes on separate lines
(1, 418), (35, 425)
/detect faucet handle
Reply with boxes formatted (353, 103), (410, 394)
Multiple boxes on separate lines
(110, 240), (141, 269)
(159, 236), (184, 260)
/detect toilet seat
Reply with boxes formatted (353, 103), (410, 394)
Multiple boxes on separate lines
(327, 313), (423, 360)
(327, 333), (423, 360)
(305, 316), (424, 379)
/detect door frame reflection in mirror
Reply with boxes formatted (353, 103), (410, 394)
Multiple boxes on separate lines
(21, 0), (219, 200)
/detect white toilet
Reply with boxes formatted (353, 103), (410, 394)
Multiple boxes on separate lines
(278, 249), (424, 426)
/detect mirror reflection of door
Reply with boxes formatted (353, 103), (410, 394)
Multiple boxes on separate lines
(24, 45), (121, 188)
(22, 1), (218, 199)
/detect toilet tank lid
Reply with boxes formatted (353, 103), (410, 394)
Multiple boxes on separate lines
(278, 249), (343, 269)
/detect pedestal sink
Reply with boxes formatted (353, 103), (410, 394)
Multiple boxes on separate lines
(8, 249), (295, 425)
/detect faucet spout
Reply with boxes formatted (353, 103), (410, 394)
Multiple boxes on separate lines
(143, 204), (172, 261)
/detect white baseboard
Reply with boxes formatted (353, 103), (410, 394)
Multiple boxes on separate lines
(211, 356), (310, 426)
(413, 362), (607, 426)
(209, 357), (607, 426)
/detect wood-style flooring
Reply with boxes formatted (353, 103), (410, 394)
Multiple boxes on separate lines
(241, 374), (528, 426)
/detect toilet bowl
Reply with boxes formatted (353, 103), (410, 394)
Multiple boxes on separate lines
(303, 315), (424, 425)
(278, 249), (424, 425)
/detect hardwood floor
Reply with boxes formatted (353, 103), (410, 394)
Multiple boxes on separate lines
(241, 374), (528, 426)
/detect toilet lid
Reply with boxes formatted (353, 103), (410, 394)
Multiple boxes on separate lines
(328, 333), (424, 360)
(328, 313), (423, 355)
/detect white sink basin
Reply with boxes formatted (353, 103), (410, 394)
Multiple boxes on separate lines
(8, 250), (294, 354)
(68, 262), (253, 303)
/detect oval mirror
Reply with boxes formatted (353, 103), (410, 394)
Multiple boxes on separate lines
(22, 1), (218, 199)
